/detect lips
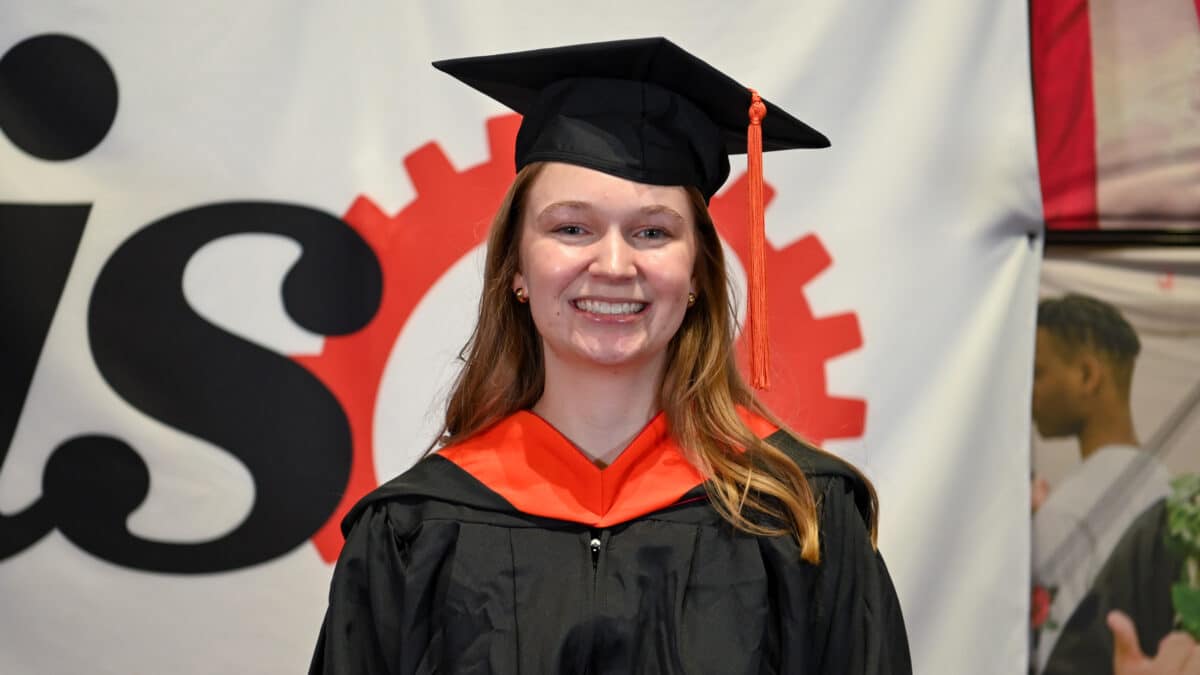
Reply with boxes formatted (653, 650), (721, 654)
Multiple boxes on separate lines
(572, 298), (648, 316)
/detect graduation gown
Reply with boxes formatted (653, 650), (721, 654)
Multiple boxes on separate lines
(310, 411), (911, 674)
(1042, 499), (1183, 674)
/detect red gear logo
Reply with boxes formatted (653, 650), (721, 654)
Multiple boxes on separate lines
(299, 115), (865, 563)
(710, 179), (866, 445)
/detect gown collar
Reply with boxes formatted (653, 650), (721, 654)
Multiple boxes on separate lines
(438, 408), (777, 527)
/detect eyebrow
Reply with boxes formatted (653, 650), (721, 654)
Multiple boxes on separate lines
(638, 204), (686, 224)
(537, 201), (591, 218)
(536, 201), (685, 224)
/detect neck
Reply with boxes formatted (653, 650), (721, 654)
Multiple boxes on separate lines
(1078, 407), (1138, 459)
(533, 351), (664, 467)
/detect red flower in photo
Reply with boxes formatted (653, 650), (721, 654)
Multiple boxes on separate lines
(1031, 584), (1053, 630)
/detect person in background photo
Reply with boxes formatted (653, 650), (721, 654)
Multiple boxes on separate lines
(1030, 293), (1173, 671)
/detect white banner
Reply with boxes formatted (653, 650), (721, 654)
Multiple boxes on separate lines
(0, 3), (1039, 673)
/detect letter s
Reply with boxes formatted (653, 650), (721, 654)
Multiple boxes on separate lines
(42, 202), (381, 573)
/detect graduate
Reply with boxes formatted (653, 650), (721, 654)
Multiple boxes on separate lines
(310, 37), (911, 674)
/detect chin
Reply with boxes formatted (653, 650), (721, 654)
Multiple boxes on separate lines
(578, 351), (652, 368)
(564, 340), (665, 370)
(1033, 421), (1069, 439)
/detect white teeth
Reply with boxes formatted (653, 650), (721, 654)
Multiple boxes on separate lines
(575, 299), (646, 315)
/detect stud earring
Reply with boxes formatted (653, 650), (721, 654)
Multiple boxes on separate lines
(515, 288), (528, 304)
(687, 292), (697, 307)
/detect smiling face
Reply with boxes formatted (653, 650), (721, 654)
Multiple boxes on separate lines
(513, 162), (698, 372)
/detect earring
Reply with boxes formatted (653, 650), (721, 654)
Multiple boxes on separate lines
(515, 288), (528, 304)
(687, 292), (697, 307)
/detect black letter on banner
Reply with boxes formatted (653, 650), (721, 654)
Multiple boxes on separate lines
(0, 204), (90, 557)
(42, 202), (380, 573)
(0, 34), (119, 161)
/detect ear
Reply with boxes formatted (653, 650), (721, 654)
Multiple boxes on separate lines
(1078, 352), (1103, 394)
(512, 271), (525, 293)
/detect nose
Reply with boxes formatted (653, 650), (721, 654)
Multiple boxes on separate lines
(588, 228), (637, 280)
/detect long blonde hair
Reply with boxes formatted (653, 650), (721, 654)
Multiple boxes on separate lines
(439, 162), (877, 562)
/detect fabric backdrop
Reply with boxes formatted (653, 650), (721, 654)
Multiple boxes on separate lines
(0, 3), (1040, 673)
(1032, 0), (1200, 231)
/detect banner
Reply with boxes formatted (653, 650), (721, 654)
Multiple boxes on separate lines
(0, 3), (1039, 673)
(1032, 247), (1200, 671)
(1032, 0), (1200, 232)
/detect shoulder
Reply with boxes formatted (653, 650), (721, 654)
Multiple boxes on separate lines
(339, 454), (515, 535)
(1079, 445), (1173, 488)
(1042, 446), (1168, 519)
(764, 429), (876, 527)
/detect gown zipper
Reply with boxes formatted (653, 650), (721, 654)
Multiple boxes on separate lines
(585, 530), (606, 674)
(589, 534), (602, 572)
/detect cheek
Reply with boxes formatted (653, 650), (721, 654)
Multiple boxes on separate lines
(1034, 376), (1060, 400)
(647, 250), (697, 294)
(1031, 376), (1062, 414)
(523, 245), (584, 292)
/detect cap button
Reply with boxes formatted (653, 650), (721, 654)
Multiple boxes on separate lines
(748, 89), (767, 125)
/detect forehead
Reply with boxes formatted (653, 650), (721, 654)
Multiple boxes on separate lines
(524, 162), (694, 217)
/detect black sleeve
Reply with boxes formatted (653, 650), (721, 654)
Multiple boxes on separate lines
(808, 476), (911, 674)
(308, 503), (447, 675)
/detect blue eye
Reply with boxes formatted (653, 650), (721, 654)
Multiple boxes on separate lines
(555, 224), (586, 236)
(637, 228), (669, 240)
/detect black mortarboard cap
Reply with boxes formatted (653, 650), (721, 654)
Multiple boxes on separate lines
(432, 37), (829, 201)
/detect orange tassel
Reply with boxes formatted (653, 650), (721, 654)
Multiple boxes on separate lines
(746, 89), (770, 390)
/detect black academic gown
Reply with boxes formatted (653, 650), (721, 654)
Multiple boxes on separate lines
(1042, 499), (1183, 674)
(309, 414), (911, 674)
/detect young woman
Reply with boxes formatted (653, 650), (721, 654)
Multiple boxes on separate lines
(310, 37), (911, 674)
